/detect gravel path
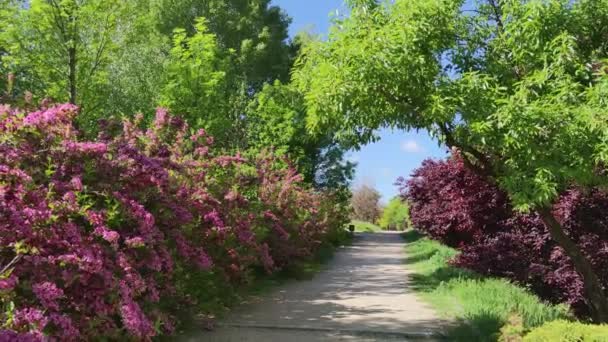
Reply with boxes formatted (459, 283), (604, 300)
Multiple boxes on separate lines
(182, 232), (449, 341)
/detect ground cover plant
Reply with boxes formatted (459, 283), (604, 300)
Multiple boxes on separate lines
(523, 320), (608, 341)
(0, 103), (349, 340)
(402, 230), (570, 341)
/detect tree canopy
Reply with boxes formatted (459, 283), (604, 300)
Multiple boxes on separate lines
(379, 197), (410, 231)
(0, 0), (353, 190)
(294, 0), (608, 322)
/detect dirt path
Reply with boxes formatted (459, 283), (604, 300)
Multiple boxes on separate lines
(182, 232), (449, 341)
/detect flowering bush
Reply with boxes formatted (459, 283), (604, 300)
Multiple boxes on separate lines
(0, 103), (348, 340)
(400, 156), (608, 317)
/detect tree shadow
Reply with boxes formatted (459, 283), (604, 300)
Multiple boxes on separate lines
(445, 313), (503, 342)
(400, 230), (423, 243)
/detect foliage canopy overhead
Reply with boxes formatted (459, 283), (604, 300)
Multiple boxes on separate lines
(295, 0), (608, 210)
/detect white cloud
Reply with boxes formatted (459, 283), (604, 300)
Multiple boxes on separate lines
(400, 140), (424, 153)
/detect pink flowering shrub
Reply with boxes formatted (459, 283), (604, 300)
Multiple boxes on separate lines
(0, 103), (348, 340)
(400, 155), (608, 318)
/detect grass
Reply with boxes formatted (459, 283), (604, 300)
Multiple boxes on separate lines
(402, 230), (572, 341)
(351, 220), (383, 232)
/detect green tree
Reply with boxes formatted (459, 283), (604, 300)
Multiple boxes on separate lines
(247, 80), (354, 189)
(1, 0), (296, 140)
(0, 0), (127, 128)
(294, 0), (608, 321)
(101, 1), (169, 120)
(150, 0), (294, 87)
(158, 18), (233, 143)
(379, 198), (410, 231)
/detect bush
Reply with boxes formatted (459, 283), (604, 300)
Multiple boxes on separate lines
(398, 156), (511, 247)
(0, 103), (348, 340)
(401, 155), (608, 318)
(523, 320), (608, 342)
(378, 197), (410, 231)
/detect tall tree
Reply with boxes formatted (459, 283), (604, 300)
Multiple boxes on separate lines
(150, 0), (293, 87)
(247, 80), (355, 189)
(295, 0), (608, 321)
(158, 18), (233, 143)
(1, 0), (295, 141)
(0, 0), (127, 129)
(379, 197), (410, 231)
(351, 184), (381, 222)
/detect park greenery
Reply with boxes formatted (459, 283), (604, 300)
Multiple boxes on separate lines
(0, 0), (355, 339)
(296, 0), (608, 324)
(378, 197), (410, 231)
(402, 230), (571, 341)
(2, 0), (608, 340)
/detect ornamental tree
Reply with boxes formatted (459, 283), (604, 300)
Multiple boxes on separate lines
(294, 0), (608, 321)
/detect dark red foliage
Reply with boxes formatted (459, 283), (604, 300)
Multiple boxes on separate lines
(400, 156), (608, 317)
(397, 157), (511, 248)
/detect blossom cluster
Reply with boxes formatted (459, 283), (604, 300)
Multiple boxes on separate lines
(0, 104), (348, 340)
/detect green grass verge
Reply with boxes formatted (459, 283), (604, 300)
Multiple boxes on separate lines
(351, 220), (383, 232)
(402, 230), (572, 342)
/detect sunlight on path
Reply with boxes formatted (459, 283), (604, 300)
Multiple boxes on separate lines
(182, 232), (449, 341)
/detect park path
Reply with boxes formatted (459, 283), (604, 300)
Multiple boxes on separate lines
(182, 232), (448, 341)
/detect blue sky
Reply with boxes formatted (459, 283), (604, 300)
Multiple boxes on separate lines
(273, 0), (448, 202)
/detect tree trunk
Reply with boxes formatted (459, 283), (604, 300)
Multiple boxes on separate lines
(68, 45), (77, 105)
(538, 207), (608, 322)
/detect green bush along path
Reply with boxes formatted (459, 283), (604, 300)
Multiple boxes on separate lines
(183, 231), (449, 341)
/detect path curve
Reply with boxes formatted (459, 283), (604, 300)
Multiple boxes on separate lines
(182, 232), (449, 341)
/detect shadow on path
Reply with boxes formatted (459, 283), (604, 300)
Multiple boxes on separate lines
(184, 232), (451, 341)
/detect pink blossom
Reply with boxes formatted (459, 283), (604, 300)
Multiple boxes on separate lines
(13, 308), (48, 331)
(70, 176), (83, 191)
(32, 282), (64, 310)
(0, 275), (18, 291)
(120, 300), (154, 338)
(125, 237), (145, 248)
(62, 141), (107, 155)
(154, 107), (169, 129)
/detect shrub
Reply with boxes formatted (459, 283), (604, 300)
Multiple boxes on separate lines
(398, 156), (511, 247)
(523, 320), (608, 342)
(401, 155), (608, 317)
(0, 103), (348, 340)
